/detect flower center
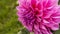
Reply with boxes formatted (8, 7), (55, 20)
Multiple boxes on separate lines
(34, 8), (40, 15)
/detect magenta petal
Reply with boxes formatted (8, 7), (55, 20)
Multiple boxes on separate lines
(46, 0), (58, 8)
(51, 6), (60, 23)
(16, 0), (60, 34)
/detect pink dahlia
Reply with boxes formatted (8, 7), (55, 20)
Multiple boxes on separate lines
(16, 0), (60, 34)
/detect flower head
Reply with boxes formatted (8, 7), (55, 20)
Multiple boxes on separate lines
(16, 0), (60, 34)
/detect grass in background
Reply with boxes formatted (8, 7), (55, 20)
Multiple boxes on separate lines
(0, 0), (22, 34)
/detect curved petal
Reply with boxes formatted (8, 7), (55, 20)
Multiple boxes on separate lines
(46, 0), (59, 8)
(52, 6), (60, 23)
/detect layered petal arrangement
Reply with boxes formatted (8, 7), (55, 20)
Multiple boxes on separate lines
(16, 0), (60, 34)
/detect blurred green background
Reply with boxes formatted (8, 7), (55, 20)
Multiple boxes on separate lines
(0, 0), (60, 34)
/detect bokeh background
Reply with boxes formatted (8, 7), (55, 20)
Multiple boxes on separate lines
(0, 0), (60, 34)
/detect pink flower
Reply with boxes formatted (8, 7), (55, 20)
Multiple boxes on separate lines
(16, 0), (60, 34)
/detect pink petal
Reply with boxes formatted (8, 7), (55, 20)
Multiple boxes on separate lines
(52, 6), (60, 23)
(46, 0), (58, 8)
